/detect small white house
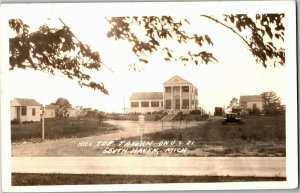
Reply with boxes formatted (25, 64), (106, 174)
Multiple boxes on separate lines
(66, 108), (78, 117)
(10, 98), (42, 123)
(240, 95), (263, 111)
(45, 104), (60, 118)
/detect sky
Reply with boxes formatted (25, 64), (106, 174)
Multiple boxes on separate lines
(6, 13), (286, 114)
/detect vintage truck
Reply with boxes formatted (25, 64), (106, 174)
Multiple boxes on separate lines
(222, 113), (244, 125)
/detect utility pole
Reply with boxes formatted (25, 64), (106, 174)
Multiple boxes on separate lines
(123, 97), (126, 114)
(41, 107), (45, 141)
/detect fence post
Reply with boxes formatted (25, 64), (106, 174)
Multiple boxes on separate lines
(41, 107), (45, 141)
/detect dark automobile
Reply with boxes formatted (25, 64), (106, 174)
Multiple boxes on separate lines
(222, 113), (244, 125)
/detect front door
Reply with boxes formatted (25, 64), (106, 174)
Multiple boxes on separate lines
(16, 107), (20, 123)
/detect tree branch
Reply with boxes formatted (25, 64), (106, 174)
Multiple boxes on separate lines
(200, 15), (251, 49)
(58, 19), (114, 73)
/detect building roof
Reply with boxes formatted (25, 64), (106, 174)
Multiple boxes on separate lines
(240, 95), (262, 102)
(45, 104), (60, 110)
(164, 75), (191, 84)
(163, 75), (196, 88)
(12, 98), (41, 106)
(130, 92), (163, 100)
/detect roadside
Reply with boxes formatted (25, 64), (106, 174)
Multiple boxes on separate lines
(12, 173), (286, 185)
(12, 120), (205, 156)
(101, 115), (286, 157)
(11, 117), (119, 142)
(11, 115), (285, 157)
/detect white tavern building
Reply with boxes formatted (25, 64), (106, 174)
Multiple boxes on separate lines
(129, 75), (198, 114)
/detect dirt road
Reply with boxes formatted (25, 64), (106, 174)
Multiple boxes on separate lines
(12, 157), (286, 177)
(12, 120), (205, 157)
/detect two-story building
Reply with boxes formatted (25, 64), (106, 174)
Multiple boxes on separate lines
(239, 95), (263, 111)
(128, 75), (198, 114)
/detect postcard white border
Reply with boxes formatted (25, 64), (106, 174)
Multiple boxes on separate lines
(1, 1), (298, 192)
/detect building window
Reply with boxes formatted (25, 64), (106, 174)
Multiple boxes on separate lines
(175, 100), (180, 109)
(21, 106), (27, 116)
(191, 100), (194, 105)
(161, 101), (163, 108)
(241, 102), (246, 107)
(253, 103), (257, 109)
(151, 101), (159, 107)
(195, 89), (198, 95)
(165, 100), (171, 109)
(182, 86), (189, 92)
(131, 102), (139, 107)
(173, 86), (180, 93)
(32, 108), (36, 116)
(165, 87), (171, 92)
(182, 99), (189, 109)
(141, 101), (149, 107)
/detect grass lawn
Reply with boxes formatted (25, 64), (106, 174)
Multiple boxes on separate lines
(117, 115), (285, 156)
(144, 115), (285, 142)
(12, 173), (286, 185)
(11, 118), (119, 142)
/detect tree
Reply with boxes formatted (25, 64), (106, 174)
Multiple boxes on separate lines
(73, 105), (84, 120)
(201, 14), (284, 67)
(9, 19), (108, 94)
(9, 14), (285, 95)
(52, 97), (72, 109)
(228, 97), (239, 108)
(107, 14), (285, 68)
(106, 16), (217, 68)
(261, 91), (281, 115)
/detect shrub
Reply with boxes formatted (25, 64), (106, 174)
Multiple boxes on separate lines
(240, 134), (247, 140)
(248, 108), (261, 115)
(11, 119), (19, 125)
(156, 110), (165, 114)
(190, 110), (201, 115)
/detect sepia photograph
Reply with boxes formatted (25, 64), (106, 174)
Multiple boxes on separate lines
(0, 1), (298, 192)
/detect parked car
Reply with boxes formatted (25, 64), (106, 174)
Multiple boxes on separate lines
(222, 113), (244, 125)
(214, 107), (223, 116)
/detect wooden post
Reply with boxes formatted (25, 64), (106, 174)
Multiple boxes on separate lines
(138, 114), (145, 143)
(42, 107), (45, 141)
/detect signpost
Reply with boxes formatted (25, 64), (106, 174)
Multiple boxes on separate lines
(138, 128), (146, 142)
(138, 114), (146, 142)
(41, 107), (45, 141)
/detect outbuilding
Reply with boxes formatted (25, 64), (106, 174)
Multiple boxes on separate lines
(10, 98), (42, 123)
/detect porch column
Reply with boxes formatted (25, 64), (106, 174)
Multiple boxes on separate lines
(163, 87), (165, 110)
(189, 86), (191, 110)
(171, 86), (173, 110)
(180, 86), (182, 110)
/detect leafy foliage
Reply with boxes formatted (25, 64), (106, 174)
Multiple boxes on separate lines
(228, 97), (239, 107)
(9, 19), (108, 94)
(261, 91), (282, 115)
(203, 14), (285, 67)
(106, 16), (218, 67)
(9, 14), (285, 95)
(107, 14), (285, 68)
(52, 97), (72, 109)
